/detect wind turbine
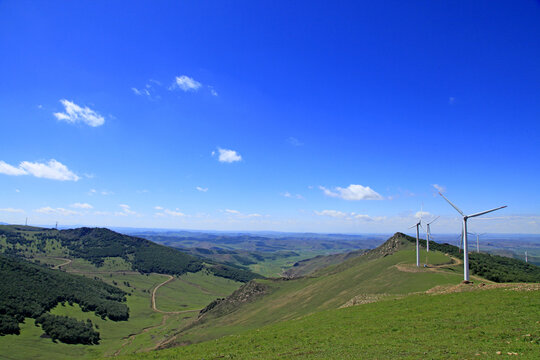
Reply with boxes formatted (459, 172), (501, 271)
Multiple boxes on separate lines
(439, 192), (506, 282)
(470, 232), (486, 253)
(409, 210), (423, 267)
(426, 216), (439, 252)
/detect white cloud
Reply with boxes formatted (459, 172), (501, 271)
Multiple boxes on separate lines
(71, 203), (93, 209)
(35, 207), (79, 216)
(215, 148), (242, 163)
(196, 186), (208, 192)
(164, 209), (185, 217)
(432, 184), (446, 193)
(0, 208), (24, 213)
(53, 99), (105, 127)
(247, 213), (262, 217)
(315, 210), (383, 222)
(225, 209), (240, 214)
(0, 159), (79, 181)
(287, 137), (303, 146)
(171, 75), (202, 92)
(282, 192), (304, 200)
(132, 87), (150, 96)
(208, 86), (218, 96)
(0, 161), (27, 176)
(319, 184), (382, 201)
(415, 211), (432, 219)
(117, 204), (136, 216)
(90, 189), (113, 196)
(315, 210), (347, 218)
(154, 207), (186, 217)
(15, 189), (20, 193)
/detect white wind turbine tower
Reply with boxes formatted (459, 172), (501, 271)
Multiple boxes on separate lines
(426, 216), (439, 252)
(439, 192), (507, 282)
(409, 209), (423, 267)
(471, 232), (486, 253)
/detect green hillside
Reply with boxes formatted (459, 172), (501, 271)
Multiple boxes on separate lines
(0, 253), (127, 340)
(0, 226), (253, 358)
(159, 233), (466, 347)
(122, 284), (540, 359)
(0, 225), (261, 282)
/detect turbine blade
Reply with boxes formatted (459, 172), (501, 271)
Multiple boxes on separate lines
(439, 192), (465, 216)
(468, 205), (507, 218)
(408, 224), (416, 229)
(428, 216), (440, 225)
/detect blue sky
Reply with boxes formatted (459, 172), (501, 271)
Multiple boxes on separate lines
(1, 1), (539, 234)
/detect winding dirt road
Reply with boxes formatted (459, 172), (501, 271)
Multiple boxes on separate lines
(113, 274), (202, 356)
(52, 258), (72, 269)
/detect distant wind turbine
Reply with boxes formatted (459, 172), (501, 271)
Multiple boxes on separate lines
(426, 216), (439, 252)
(439, 192), (506, 282)
(409, 208), (423, 267)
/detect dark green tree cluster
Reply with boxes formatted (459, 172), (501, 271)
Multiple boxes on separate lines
(208, 264), (263, 282)
(35, 314), (100, 345)
(397, 233), (540, 283)
(0, 254), (129, 337)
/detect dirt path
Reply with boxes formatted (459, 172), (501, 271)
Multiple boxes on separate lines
(52, 258), (72, 269)
(151, 274), (204, 314)
(113, 315), (170, 356)
(113, 274), (203, 356)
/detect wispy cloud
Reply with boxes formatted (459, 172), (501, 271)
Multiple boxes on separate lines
(0, 159), (79, 181)
(89, 189), (113, 196)
(132, 87), (150, 96)
(118, 204), (137, 215)
(319, 184), (383, 200)
(315, 210), (347, 218)
(170, 75), (202, 92)
(0, 208), (24, 213)
(214, 148), (242, 163)
(35, 207), (79, 216)
(314, 210), (383, 221)
(154, 207), (186, 217)
(208, 86), (218, 96)
(223, 209), (264, 218)
(164, 209), (185, 217)
(53, 99), (105, 127)
(71, 203), (93, 209)
(432, 184), (446, 193)
(196, 186), (208, 192)
(415, 211), (432, 219)
(449, 97), (456, 105)
(282, 192), (304, 200)
(287, 137), (303, 146)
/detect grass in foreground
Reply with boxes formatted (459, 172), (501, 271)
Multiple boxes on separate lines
(122, 286), (540, 359)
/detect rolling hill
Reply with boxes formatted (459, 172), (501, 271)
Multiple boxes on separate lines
(122, 284), (540, 359)
(156, 232), (540, 350)
(0, 225), (261, 282)
(0, 253), (128, 341)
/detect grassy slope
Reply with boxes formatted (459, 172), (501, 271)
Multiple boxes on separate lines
(169, 243), (464, 345)
(123, 286), (540, 359)
(0, 260), (242, 359)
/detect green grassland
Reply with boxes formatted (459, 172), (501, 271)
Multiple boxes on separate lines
(246, 250), (337, 277)
(122, 286), (540, 359)
(156, 271), (240, 312)
(0, 257), (242, 359)
(165, 244), (465, 346)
